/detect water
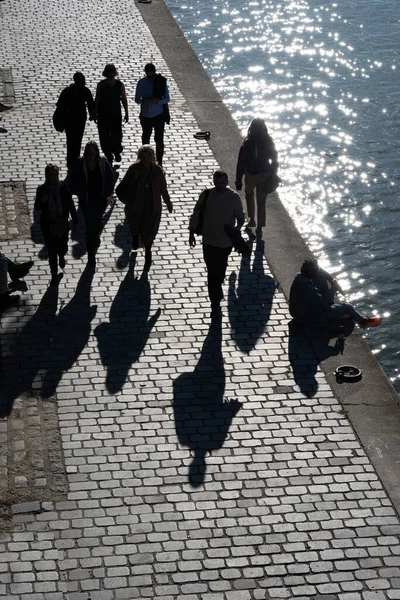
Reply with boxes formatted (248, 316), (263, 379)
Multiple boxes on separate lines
(165, 0), (400, 390)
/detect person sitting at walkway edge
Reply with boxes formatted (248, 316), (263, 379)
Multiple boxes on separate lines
(189, 170), (244, 320)
(135, 63), (170, 166)
(289, 258), (383, 329)
(0, 253), (33, 307)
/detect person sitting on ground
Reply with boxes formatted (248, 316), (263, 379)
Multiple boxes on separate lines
(289, 257), (382, 329)
(0, 253), (33, 306)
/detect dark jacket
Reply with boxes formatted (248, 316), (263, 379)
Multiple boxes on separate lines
(236, 136), (278, 182)
(58, 85), (95, 127)
(289, 273), (329, 324)
(116, 162), (170, 218)
(68, 157), (115, 232)
(34, 182), (78, 235)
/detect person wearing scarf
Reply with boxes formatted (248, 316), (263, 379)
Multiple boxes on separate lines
(68, 141), (115, 268)
(35, 164), (78, 284)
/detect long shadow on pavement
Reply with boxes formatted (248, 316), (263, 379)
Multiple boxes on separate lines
(172, 320), (241, 488)
(41, 266), (96, 398)
(228, 237), (276, 353)
(0, 283), (59, 418)
(114, 219), (132, 271)
(95, 255), (161, 394)
(288, 321), (354, 397)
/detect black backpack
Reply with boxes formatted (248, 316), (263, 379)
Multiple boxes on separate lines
(52, 87), (70, 133)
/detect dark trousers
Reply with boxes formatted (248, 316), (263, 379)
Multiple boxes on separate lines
(43, 232), (68, 274)
(98, 118), (122, 159)
(203, 245), (232, 308)
(86, 231), (101, 261)
(66, 123), (85, 168)
(140, 114), (165, 164)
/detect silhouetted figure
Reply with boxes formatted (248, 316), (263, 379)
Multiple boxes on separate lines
(34, 164), (78, 284)
(228, 237), (276, 352)
(135, 63), (170, 165)
(95, 257), (161, 394)
(116, 145), (172, 271)
(189, 170), (244, 320)
(95, 64), (129, 165)
(56, 72), (95, 167)
(235, 118), (279, 235)
(68, 141), (115, 268)
(289, 258), (382, 329)
(172, 320), (241, 487)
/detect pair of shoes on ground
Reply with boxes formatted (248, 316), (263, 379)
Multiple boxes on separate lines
(359, 316), (383, 329)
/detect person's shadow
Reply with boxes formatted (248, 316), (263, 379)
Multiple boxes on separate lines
(288, 319), (354, 398)
(41, 266), (97, 398)
(172, 320), (242, 487)
(70, 205), (87, 259)
(95, 255), (161, 394)
(0, 283), (60, 418)
(30, 209), (48, 260)
(228, 237), (277, 352)
(114, 219), (132, 270)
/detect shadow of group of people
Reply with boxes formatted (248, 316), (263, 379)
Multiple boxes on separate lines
(1, 238), (290, 487)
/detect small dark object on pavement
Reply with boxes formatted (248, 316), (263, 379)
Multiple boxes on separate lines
(194, 131), (211, 141)
(335, 365), (362, 384)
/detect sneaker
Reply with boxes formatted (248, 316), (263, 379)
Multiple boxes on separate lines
(360, 316), (383, 329)
(59, 256), (66, 269)
(0, 103), (15, 112)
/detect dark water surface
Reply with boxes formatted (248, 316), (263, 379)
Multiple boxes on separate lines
(165, 0), (400, 390)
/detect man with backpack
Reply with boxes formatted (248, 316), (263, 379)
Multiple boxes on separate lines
(54, 72), (95, 168)
(135, 63), (170, 166)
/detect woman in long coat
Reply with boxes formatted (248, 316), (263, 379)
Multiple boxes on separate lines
(116, 145), (172, 271)
(68, 141), (115, 267)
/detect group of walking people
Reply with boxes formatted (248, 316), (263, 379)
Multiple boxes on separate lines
(56, 62), (169, 168)
(2, 61), (382, 331)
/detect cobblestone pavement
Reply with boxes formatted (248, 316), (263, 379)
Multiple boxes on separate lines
(1, 0), (400, 599)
